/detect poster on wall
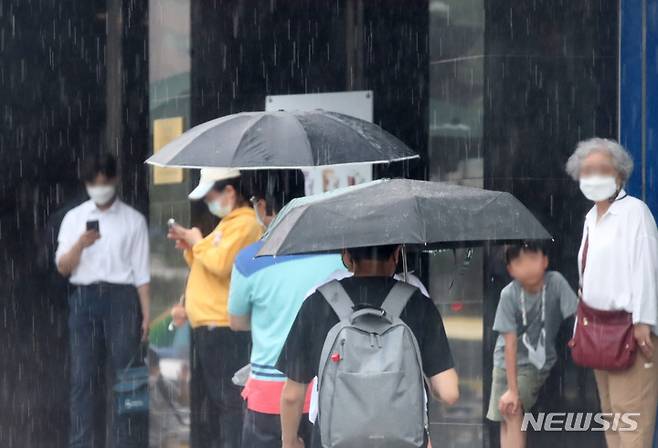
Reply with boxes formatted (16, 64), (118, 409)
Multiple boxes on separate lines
(265, 91), (374, 195)
(152, 117), (185, 185)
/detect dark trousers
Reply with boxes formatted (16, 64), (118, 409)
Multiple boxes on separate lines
(242, 409), (313, 448)
(190, 326), (250, 448)
(68, 283), (146, 448)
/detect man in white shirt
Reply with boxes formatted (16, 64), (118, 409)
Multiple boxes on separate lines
(56, 153), (150, 448)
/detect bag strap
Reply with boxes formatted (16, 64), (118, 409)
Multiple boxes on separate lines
(579, 227), (590, 298)
(381, 281), (417, 318)
(318, 280), (354, 320)
(123, 342), (147, 371)
(581, 230), (589, 278)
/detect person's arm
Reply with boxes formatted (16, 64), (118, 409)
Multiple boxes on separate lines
(490, 286), (521, 416)
(230, 314), (251, 331)
(228, 263), (253, 331)
(132, 216), (151, 340)
(276, 298), (316, 446)
(137, 283), (150, 341)
(419, 297), (459, 406)
(167, 224), (196, 266)
(498, 332), (521, 416)
(428, 368), (459, 405)
(56, 230), (100, 276)
(631, 209), (658, 359)
(193, 223), (260, 278)
(280, 379), (307, 448)
(556, 272), (578, 319)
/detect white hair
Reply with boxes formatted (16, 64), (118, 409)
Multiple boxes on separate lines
(565, 137), (634, 182)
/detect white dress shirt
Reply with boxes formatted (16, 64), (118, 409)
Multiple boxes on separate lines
(578, 189), (658, 335)
(56, 199), (150, 287)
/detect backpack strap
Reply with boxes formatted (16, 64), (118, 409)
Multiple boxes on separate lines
(317, 280), (354, 320)
(381, 281), (417, 318)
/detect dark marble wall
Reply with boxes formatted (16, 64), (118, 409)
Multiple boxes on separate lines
(0, 0), (148, 445)
(429, 0), (618, 446)
(0, 2), (106, 446)
(190, 0), (429, 183)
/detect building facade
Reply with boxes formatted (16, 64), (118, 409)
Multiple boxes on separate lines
(1, 1), (656, 447)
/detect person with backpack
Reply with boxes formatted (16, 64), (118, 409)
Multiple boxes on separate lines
(277, 244), (459, 448)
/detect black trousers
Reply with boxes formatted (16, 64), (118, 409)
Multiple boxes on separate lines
(242, 409), (313, 448)
(190, 326), (250, 448)
(68, 283), (147, 448)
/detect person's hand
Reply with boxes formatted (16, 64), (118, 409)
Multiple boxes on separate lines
(498, 388), (522, 417)
(174, 238), (192, 251)
(78, 230), (100, 248)
(282, 437), (304, 448)
(171, 303), (187, 327)
(184, 227), (203, 246)
(167, 225), (203, 249)
(140, 313), (150, 341)
(167, 224), (189, 249)
(634, 324), (654, 360)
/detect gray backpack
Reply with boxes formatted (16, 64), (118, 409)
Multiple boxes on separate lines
(317, 280), (427, 448)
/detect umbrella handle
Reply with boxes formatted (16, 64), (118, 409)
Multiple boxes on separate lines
(401, 244), (409, 283)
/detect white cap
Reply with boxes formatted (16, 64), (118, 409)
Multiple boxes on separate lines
(188, 168), (241, 200)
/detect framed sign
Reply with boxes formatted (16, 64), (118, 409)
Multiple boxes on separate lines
(265, 91), (374, 195)
(152, 117), (184, 185)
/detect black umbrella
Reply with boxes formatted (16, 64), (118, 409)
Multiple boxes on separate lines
(145, 110), (419, 169)
(257, 178), (552, 257)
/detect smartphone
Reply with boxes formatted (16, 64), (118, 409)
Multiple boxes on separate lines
(86, 220), (100, 233)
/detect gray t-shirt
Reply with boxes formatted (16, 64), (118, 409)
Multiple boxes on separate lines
(493, 271), (578, 373)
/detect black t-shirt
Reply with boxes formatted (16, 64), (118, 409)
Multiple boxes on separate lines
(276, 276), (455, 384)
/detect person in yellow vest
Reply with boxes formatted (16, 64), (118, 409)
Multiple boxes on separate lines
(168, 168), (263, 448)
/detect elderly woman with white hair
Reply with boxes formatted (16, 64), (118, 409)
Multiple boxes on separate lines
(566, 137), (658, 447)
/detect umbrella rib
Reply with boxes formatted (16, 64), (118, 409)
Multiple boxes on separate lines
(321, 112), (413, 160)
(291, 114), (314, 162)
(412, 190), (426, 243)
(230, 114), (269, 166)
(148, 114), (244, 166)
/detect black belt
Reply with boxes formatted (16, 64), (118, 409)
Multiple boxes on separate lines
(74, 282), (133, 289)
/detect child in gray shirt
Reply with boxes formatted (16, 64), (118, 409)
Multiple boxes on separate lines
(487, 241), (577, 448)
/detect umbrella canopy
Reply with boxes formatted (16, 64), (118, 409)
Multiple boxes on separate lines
(145, 110), (419, 169)
(257, 178), (552, 256)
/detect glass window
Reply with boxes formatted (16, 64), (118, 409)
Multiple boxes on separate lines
(428, 1), (485, 446)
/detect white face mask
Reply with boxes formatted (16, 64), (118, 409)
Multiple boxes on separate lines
(86, 185), (116, 206)
(579, 175), (618, 202)
(206, 199), (231, 218)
